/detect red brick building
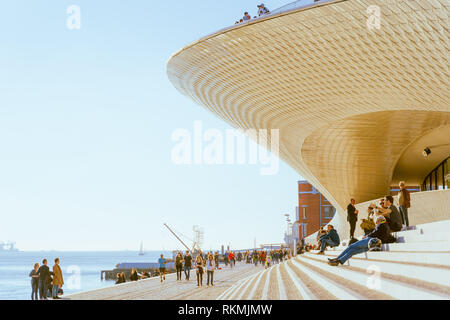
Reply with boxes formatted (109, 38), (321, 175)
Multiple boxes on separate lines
(297, 180), (336, 239)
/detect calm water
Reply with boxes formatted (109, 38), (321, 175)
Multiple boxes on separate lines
(0, 251), (173, 300)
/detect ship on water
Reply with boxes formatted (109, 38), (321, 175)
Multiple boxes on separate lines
(138, 241), (145, 256)
(0, 241), (19, 252)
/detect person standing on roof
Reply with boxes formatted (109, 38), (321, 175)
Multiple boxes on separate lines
(257, 3), (270, 16)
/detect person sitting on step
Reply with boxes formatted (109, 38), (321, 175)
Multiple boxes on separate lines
(361, 205), (377, 235)
(376, 195), (403, 232)
(328, 216), (395, 266)
(317, 227), (327, 249)
(317, 225), (340, 255)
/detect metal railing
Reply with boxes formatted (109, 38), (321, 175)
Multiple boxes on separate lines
(270, 0), (326, 15)
(174, 0), (340, 55)
(234, 0), (335, 26)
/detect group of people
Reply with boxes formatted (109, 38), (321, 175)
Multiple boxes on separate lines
(115, 268), (152, 284)
(113, 248), (292, 289)
(234, 3), (270, 24)
(223, 251), (236, 267)
(326, 182), (411, 266)
(114, 250), (246, 289)
(244, 249), (292, 268)
(174, 251), (218, 287)
(29, 258), (64, 300)
(347, 182), (411, 240)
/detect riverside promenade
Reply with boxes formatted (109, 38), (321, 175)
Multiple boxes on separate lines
(67, 220), (450, 300)
(67, 263), (265, 300)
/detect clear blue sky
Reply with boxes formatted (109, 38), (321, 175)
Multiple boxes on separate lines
(0, 0), (312, 251)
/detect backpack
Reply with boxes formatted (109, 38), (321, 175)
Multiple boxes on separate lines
(360, 219), (375, 231)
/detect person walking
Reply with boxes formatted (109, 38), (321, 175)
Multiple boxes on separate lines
(228, 251), (235, 268)
(214, 251), (219, 269)
(265, 255), (272, 269)
(195, 255), (204, 287)
(183, 251), (192, 281)
(224, 251), (229, 267)
(29, 263), (40, 300)
(347, 199), (359, 240)
(260, 251), (266, 266)
(206, 255), (216, 286)
(398, 181), (411, 229)
(175, 252), (183, 281)
(37, 259), (52, 300)
(158, 254), (167, 283)
(52, 258), (64, 299)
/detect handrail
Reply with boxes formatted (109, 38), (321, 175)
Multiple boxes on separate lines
(236, 0), (333, 24)
(271, 0), (329, 15)
(168, 0), (345, 63)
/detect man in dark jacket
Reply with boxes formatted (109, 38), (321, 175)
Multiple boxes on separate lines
(37, 259), (53, 300)
(183, 251), (192, 281)
(328, 216), (394, 266)
(317, 225), (340, 254)
(398, 182), (411, 228)
(347, 199), (359, 239)
(377, 195), (403, 232)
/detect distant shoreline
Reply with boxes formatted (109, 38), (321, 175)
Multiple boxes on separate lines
(0, 250), (177, 253)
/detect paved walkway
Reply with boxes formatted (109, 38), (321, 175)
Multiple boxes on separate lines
(67, 263), (265, 300)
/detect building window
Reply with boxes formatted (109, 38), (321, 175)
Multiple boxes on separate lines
(323, 206), (335, 219)
(302, 224), (308, 238)
(302, 207), (307, 220)
(422, 157), (449, 191)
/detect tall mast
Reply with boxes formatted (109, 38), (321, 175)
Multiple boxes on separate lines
(163, 223), (192, 252)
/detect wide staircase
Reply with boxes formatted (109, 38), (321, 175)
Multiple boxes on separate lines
(218, 220), (450, 300)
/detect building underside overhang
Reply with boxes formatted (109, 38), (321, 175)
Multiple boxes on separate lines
(167, 0), (450, 229)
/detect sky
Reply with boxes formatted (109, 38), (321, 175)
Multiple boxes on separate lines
(0, 0), (314, 251)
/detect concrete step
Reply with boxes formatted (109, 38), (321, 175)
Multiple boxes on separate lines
(294, 256), (449, 300)
(216, 272), (259, 300)
(333, 240), (450, 252)
(406, 219), (450, 234)
(303, 252), (450, 289)
(341, 220), (450, 246)
(288, 259), (361, 299)
(313, 250), (450, 267)
(219, 256), (450, 300)
(392, 219), (450, 242)
(395, 231), (450, 243)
